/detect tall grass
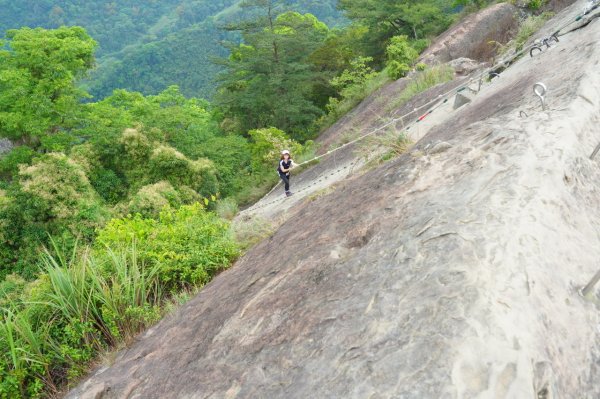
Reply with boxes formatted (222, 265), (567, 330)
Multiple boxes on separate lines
(357, 129), (413, 170)
(0, 310), (52, 397)
(232, 216), (274, 250)
(0, 243), (164, 397)
(41, 242), (162, 345)
(216, 198), (239, 220)
(319, 71), (392, 131)
(513, 12), (554, 51)
(385, 65), (455, 113)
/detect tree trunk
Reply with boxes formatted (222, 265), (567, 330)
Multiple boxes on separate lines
(267, 2), (279, 64)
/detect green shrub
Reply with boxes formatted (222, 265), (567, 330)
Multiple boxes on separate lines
(0, 146), (36, 180)
(120, 128), (151, 162)
(321, 70), (391, 130)
(385, 35), (419, 80)
(0, 242), (167, 398)
(175, 185), (203, 205)
(416, 62), (427, 71)
(39, 132), (77, 152)
(0, 153), (108, 277)
(248, 127), (303, 171)
(96, 204), (240, 291)
(387, 61), (412, 80)
(187, 135), (253, 198)
(189, 159), (219, 197)
(126, 181), (182, 218)
(411, 39), (431, 54)
(17, 153), (107, 239)
(330, 56), (378, 93)
(148, 146), (218, 197)
(69, 143), (100, 175)
(89, 167), (126, 204)
(0, 216), (238, 398)
(527, 0), (546, 10)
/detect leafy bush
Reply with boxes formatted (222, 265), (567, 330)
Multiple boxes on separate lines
(126, 181), (184, 218)
(386, 35), (419, 80)
(416, 63), (427, 71)
(0, 146), (35, 180)
(248, 127), (303, 170)
(188, 135), (253, 198)
(89, 167), (126, 204)
(411, 39), (431, 54)
(122, 181), (203, 218)
(317, 65), (390, 129)
(330, 56), (378, 93)
(527, 0), (546, 10)
(120, 128), (152, 162)
(148, 146), (218, 197)
(388, 61), (412, 80)
(17, 153), (106, 239)
(0, 153), (108, 277)
(96, 204), (240, 291)
(0, 26), (96, 144)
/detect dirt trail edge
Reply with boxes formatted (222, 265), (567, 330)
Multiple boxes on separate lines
(69, 2), (600, 398)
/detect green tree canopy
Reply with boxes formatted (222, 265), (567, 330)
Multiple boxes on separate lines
(0, 26), (96, 146)
(337, 0), (453, 61)
(216, 4), (333, 140)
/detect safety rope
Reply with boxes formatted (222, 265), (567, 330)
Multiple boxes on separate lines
(530, 0), (600, 55)
(240, 1), (597, 216)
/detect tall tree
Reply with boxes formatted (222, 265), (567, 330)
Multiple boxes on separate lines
(0, 26), (96, 147)
(216, 1), (331, 140)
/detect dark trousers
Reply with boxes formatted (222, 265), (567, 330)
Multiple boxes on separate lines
(279, 173), (290, 191)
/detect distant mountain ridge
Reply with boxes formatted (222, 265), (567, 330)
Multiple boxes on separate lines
(0, 0), (344, 99)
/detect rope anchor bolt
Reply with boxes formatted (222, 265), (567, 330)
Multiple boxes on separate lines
(533, 82), (548, 110)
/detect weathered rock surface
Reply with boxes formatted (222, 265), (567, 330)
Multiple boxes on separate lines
(420, 3), (519, 65)
(447, 57), (486, 76)
(0, 138), (12, 156)
(69, 2), (600, 398)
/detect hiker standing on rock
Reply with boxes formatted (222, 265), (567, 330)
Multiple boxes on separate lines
(278, 150), (294, 197)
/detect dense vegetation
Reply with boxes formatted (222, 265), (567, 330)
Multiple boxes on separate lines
(0, 0), (527, 396)
(0, 22), (304, 396)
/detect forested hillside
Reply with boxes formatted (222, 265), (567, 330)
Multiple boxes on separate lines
(0, 0), (345, 99)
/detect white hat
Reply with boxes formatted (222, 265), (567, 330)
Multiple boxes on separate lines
(281, 149), (290, 155)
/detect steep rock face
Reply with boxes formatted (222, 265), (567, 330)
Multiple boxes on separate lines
(69, 2), (600, 398)
(420, 3), (518, 65)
